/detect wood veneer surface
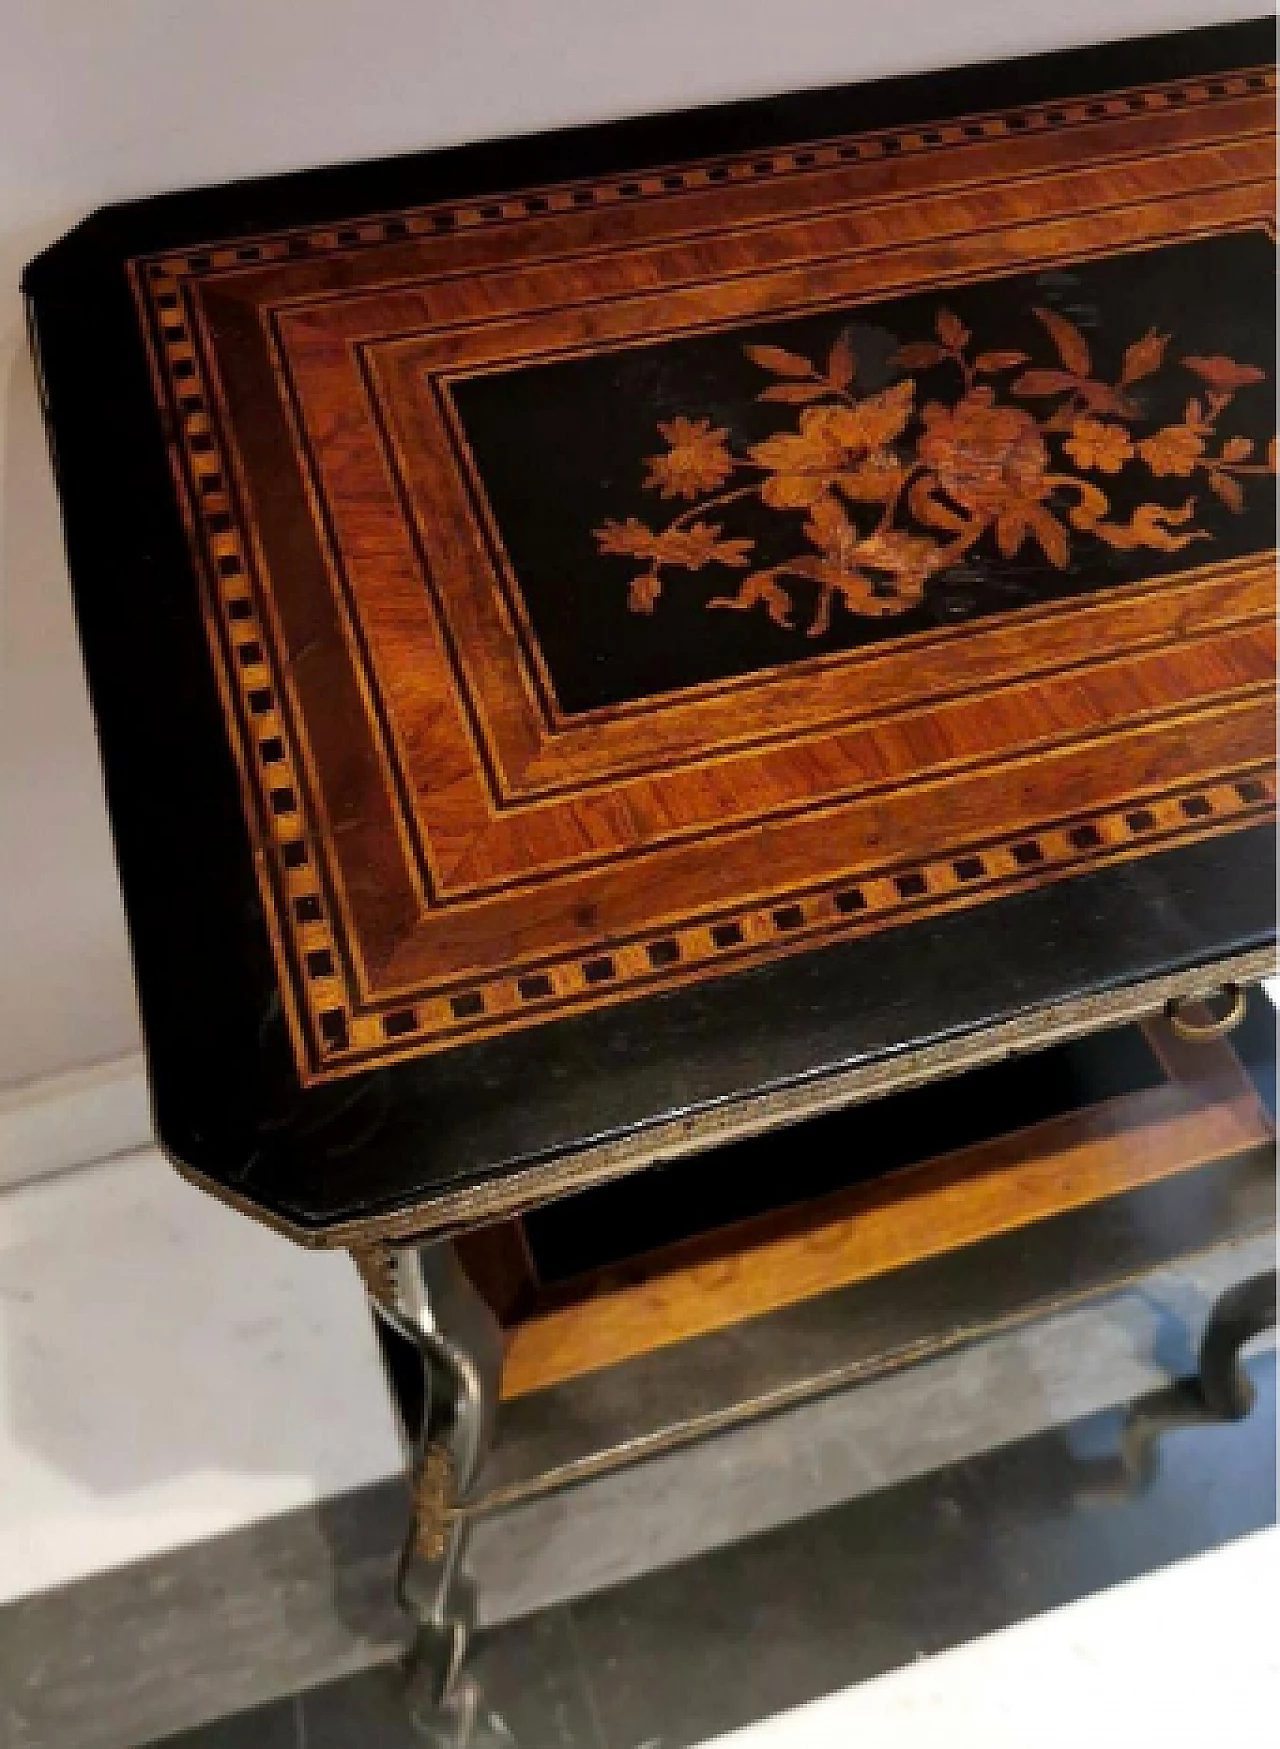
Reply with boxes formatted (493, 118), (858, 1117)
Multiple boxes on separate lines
(489, 1022), (1273, 1396)
(24, 20), (1276, 1238)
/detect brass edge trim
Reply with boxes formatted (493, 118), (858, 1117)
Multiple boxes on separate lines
(183, 944), (1278, 1249)
(342, 947), (1280, 1245)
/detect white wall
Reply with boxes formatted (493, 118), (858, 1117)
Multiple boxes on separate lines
(0, 1), (1261, 1091)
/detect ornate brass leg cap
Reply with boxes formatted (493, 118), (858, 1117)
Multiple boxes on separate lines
(412, 1441), (457, 1564)
(350, 1241), (400, 1308)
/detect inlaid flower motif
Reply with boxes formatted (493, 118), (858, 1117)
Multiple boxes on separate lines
(1063, 418), (1135, 474)
(838, 451), (907, 502)
(917, 390), (1050, 516)
(594, 299), (1275, 639)
(750, 383), (914, 508)
(804, 495), (939, 589)
(854, 529), (941, 580)
(1137, 425), (1206, 477)
(643, 417), (735, 499)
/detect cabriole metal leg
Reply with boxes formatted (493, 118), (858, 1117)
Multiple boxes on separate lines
(353, 1241), (503, 1707)
(1058, 1267), (1277, 1507)
(1198, 1268), (1277, 1420)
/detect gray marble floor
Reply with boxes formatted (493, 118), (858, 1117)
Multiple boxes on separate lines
(43, 1352), (1270, 1749)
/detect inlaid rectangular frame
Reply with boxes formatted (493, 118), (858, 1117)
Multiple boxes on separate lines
(132, 62), (1277, 1084)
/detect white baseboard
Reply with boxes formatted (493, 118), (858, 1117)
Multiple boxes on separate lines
(0, 1052), (153, 1190)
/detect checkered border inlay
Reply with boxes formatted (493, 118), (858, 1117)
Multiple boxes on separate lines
(131, 64), (1278, 1078)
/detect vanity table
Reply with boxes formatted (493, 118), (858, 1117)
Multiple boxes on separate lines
(24, 16), (1276, 1704)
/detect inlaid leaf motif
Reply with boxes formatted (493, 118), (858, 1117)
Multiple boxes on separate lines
(628, 571), (663, 613)
(908, 475), (969, 532)
(895, 341), (947, 369)
(1028, 505), (1069, 568)
(975, 350), (1030, 373)
(826, 333), (856, 390)
(1034, 305), (1092, 376)
(758, 382), (828, 404)
(1010, 368), (1081, 397)
(594, 300), (1275, 639)
(1120, 329), (1169, 384)
(743, 343), (815, 377)
(804, 492), (857, 559)
(936, 308), (970, 349)
(1184, 355), (1268, 391)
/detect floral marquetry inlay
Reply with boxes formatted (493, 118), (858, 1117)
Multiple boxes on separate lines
(122, 48), (1276, 1084)
(595, 307), (1276, 638)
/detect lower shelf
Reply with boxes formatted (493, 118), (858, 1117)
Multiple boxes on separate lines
(455, 1004), (1275, 1401)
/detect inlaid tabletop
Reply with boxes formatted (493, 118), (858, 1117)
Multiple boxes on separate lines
(25, 20), (1276, 1242)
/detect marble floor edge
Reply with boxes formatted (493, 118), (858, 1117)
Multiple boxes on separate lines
(21, 1352), (1271, 1749)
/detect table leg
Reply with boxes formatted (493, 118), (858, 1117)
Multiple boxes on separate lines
(1077, 1268), (1278, 1501)
(354, 1240), (504, 1705)
(1198, 1268), (1277, 1420)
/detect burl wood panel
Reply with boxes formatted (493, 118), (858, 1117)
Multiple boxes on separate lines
(131, 64), (1278, 1083)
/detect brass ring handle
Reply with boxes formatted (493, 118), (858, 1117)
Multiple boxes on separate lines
(1166, 984), (1247, 1042)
